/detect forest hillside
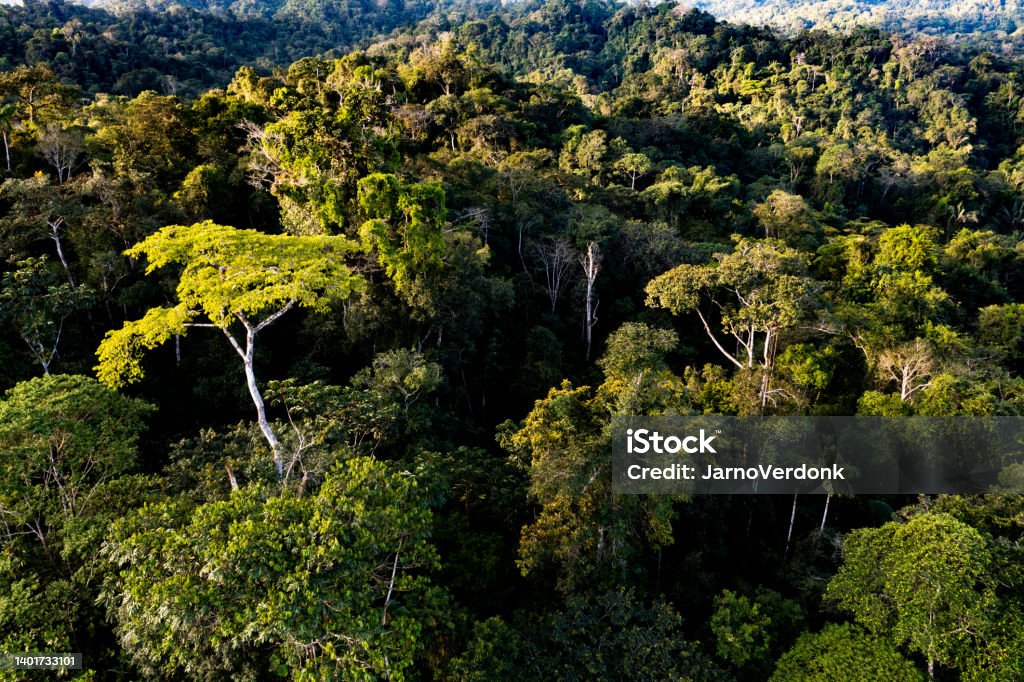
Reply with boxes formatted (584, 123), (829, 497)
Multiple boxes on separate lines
(2, 0), (1024, 679)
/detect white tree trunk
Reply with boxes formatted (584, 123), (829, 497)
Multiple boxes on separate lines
(580, 242), (601, 361)
(221, 307), (295, 482)
(49, 218), (75, 286)
(536, 238), (574, 312)
(785, 493), (798, 557)
(242, 326), (283, 479)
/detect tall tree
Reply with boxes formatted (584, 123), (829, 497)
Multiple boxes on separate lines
(579, 241), (601, 361)
(95, 221), (363, 480)
(646, 237), (818, 409)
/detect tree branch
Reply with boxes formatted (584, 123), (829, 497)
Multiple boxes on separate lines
(696, 308), (745, 370)
(253, 299), (297, 335)
(221, 327), (247, 361)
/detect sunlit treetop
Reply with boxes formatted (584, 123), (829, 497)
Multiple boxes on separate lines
(96, 221), (364, 388)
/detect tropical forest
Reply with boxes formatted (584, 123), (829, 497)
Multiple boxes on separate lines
(2, 0), (1024, 678)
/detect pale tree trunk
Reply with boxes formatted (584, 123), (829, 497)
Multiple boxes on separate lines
(1, 130), (9, 172)
(517, 222), (526, 273)
(380, 540), (403, 680)
(225, 463), (239, 491)
(220, 301), (296, 481)
(819, 492), (831, 535)
(759, 328), (779, 408)
(48, 217), (74, 286)
(245, 327), (282, 479)
(535, 238), (575, 312)
(580, 242), (601, 361)
(785, 493), (798, 557)
(26, 336), (51, 375)
(23, 318), (62, 375)
(695, 308), (745, 370)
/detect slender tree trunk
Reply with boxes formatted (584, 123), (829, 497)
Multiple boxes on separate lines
(49, 220), (75, 286)
(584, 297), (594, 359)
(1, 130), (9, 172)
(820, 492), (831, 535)
(517, 223), (526, 271)
(695, 309), (744, 369)
(243, 327), (283, 479)
(785, 493), (798, 557)
(381, 542), (402, 680)
(224, 324), (284, 480)
(382, 542), (402, 626)
(225, 463), (239, 491)
(580, 242), (601, 361)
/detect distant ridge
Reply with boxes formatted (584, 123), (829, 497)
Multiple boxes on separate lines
(99, 0), (435, 27)
(685, 0), (1024, 37)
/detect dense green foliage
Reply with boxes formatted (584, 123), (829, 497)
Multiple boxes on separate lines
(769, 623), (924, 681)
(3, 0), (1024, 678)
(102, 457), (439, 680)
(0, 0), (442, 97)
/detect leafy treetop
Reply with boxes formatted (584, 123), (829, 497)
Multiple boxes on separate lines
(96, 221), (363, 388)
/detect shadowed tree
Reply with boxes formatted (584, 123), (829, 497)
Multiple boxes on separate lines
(0, 375), (154, 660)
(0, 256), (93, 375)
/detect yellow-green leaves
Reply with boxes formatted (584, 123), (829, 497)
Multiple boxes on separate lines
(125, 221), (362, 321)
(644, 262), (712, 314)
(96, 221), (363, 387)
(646, 237), (815, 328)
(96, 306), (191, 388)
(646, 237), (818, 375)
